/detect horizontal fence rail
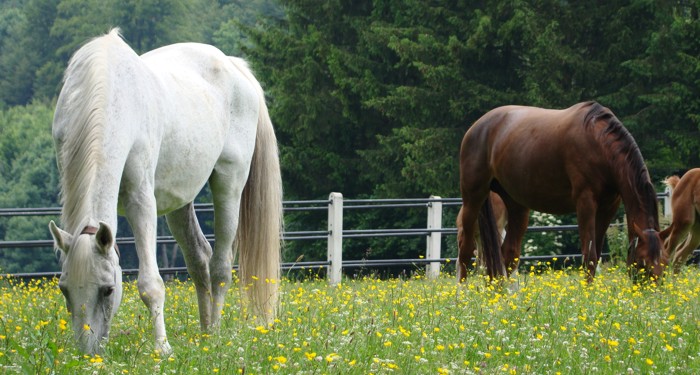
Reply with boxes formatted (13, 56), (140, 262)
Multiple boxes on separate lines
(1, 190), (690, 283)
(0, 192), (668, 217)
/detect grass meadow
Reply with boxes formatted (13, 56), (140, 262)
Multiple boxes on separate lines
(1, 262), (699, 374)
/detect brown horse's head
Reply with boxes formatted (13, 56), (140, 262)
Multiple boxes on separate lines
(627, 224), (666, 282)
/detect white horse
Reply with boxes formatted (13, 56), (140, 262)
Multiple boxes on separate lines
(48, 29), (283, 355)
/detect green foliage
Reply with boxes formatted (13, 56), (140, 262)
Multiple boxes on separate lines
(246, 0), (700, 203)
(0, 103), (59, 273)
(0, 0), (229, 106)
(606, 222), (629, 265)
(110, 0), (221, 53)
(213, 0), (284, 56)
(0, 2), (42, 106)
(361, 127), (463, 197)
(0, 103), (58, 209)
(522, 211), (564, 258)
(614, 6), (700, 175)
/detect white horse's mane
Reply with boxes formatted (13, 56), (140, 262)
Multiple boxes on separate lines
(62, 232), (99, 284)
(56, 29), (124, 235)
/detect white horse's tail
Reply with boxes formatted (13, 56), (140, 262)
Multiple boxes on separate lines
(234, 60), (283, 322)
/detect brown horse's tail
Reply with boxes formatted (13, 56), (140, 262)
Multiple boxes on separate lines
(478, 194), (506, 278)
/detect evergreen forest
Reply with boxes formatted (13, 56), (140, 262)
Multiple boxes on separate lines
(1, 0), (699, 273)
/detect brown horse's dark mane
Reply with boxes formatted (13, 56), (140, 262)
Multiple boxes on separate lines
(583, 102), (659, 230)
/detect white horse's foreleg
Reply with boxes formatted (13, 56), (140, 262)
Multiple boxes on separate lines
(126, 196), (172, 355)
(209, 171), (242, 326)
(165, 203), (214, 329)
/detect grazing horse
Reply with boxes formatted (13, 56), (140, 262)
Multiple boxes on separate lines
(456, 192), (507, 273)
(660, 169), (700, 272)
(48, 29), (283, 355)
(458, 101), (665, 282)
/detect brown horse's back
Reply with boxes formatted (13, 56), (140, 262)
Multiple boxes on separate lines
(461, 101), (612, 215)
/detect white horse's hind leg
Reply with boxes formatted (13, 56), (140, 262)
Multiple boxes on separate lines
(208, 169), (245, 326)
(165, 203), (214, 329)
(125, 195), (172, 355)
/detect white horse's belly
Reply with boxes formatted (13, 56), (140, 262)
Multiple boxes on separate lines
(149, 97), (224, 214)
(153, 122), (227, 214)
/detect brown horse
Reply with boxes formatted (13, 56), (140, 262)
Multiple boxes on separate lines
(660, 169), (700, 272)
(456, 192), (507, 272)
(458, 101), (665, 282)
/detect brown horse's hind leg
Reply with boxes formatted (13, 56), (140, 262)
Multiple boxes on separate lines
(665, 213), (693, 273)
(499, 195), (529, 276)
(671, 223), (700, 273)
(459, 121), (496, 281)
(665, 223), (691, 273)
(458, 200), (482, 281)
(675, 200), (700, 270)
(664, 187), (698, 272)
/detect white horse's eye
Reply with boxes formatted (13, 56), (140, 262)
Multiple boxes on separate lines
(101, 286), (115, 298)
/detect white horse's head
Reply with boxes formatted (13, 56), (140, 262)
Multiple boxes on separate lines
(49, 221), (122, 354)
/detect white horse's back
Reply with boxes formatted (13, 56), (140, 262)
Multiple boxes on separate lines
(136, 42), (262, 213)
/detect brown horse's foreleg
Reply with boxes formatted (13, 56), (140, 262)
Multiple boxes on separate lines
(500, 199), (529, 277)
(576, 195), (599, 281)
(581, 236), (598, 281)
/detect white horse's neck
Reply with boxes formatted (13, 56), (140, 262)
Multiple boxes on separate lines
(54, 30), (136, 235)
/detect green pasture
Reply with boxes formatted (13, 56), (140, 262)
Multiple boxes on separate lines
(1, 263), (698, 374)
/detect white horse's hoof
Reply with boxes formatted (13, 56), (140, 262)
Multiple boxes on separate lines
(155, 340), (173, 357)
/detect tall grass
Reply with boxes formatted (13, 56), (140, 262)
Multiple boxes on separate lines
(1, 263), (698, 374)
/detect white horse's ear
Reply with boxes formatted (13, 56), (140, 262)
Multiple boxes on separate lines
(95, 221), (115, 255)
(49, 221), (72, 253)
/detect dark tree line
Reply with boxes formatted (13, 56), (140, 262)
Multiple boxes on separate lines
(244, 0), (700, 264)
(1, 0), (699, 272)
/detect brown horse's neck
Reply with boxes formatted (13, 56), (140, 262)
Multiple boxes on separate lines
(615, 160), (660, 235)
(586, 102), (660, 233)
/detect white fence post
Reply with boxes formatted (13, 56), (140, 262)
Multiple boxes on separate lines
(327, 192), (343, 285)
(426, 195), (442, 280)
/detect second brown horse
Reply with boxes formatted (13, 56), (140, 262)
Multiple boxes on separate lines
(661, 168), (700, 273)
(458, 101), (665, 282)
